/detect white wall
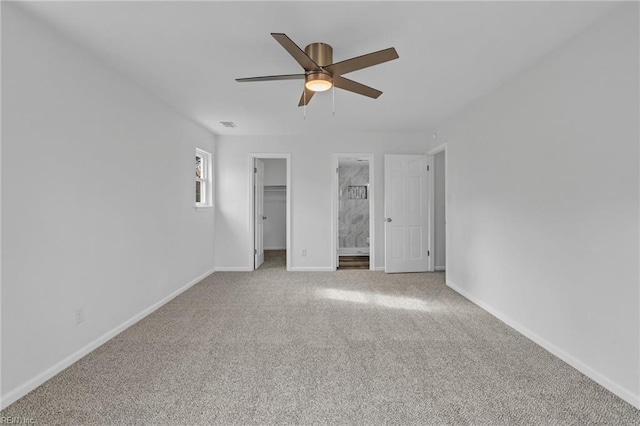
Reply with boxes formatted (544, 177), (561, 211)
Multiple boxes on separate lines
(434, 151), (446, 269)
(215, 134), (427, 270)
(263, 159), (286, 250)
(428, 4), (639, 406)
(263, 158), (286, 187)
(1, 4), (215, 407)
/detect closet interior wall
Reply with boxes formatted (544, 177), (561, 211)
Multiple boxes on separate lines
(263, 159), (287, 250)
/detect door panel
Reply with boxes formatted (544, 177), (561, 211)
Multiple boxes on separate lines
(391, 177), (403, 217)
(391, 226), (403, 259)
(254, 159), (265, 269)
(384, 154), (429, 273)
(409, 226), (424, 259)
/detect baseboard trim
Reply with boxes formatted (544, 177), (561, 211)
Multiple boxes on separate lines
(0, 267), (215, 410)
(289, 266), (334, 272)
(446, 279), (640, 409)
(213, 266), (252, 272)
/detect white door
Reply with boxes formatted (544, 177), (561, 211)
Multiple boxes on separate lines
(384, 155), (429, 273)
(254, 159), (265, 269)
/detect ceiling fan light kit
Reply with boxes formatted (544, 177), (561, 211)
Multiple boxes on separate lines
(236, 33), (398, 110)
(305, 72), (332, 92)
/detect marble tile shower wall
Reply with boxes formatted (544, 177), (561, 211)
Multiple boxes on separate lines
(339, 163), (369, 248)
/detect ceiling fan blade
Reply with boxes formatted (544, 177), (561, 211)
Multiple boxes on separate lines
(298, 87), (315, 107)
(236, 74), (305, 82)
(325, 47), (399, 76)
(271, 33), (321, 72)
(333, 76), (382, 99)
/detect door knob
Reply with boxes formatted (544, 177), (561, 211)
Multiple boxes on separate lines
(386, 218), (392, 222)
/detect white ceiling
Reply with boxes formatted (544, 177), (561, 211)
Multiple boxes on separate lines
(19, 1), (615, 136)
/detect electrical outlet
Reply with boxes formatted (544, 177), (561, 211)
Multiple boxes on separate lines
(74, 307), (84, 325)
(301, 248), (307, 257)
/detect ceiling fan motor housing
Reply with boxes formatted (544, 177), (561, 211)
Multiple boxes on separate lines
(305, 42), (333, 66)
(305, 43), (333, 90)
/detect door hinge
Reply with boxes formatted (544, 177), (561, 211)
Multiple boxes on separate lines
(254, 167), (257, 173)
(254, 249), (257, 254)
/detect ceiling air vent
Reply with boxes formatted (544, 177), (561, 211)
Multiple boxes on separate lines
(220, 121), (237, 128)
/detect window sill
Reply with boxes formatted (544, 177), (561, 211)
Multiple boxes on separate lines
(195, 205), (214, 212)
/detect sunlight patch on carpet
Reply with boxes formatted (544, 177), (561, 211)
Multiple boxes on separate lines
(314, 288), (436, 312)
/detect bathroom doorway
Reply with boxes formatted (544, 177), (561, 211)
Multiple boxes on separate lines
(332, 154), (375, 270)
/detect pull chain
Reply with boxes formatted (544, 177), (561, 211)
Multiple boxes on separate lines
(332, 83), (335, 116)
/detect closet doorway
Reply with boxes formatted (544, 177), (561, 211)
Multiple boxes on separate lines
(332, 154), (375, 271)
(249, 154), (291, 271)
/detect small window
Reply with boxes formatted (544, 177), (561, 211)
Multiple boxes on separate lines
(195, 148), (212, 209)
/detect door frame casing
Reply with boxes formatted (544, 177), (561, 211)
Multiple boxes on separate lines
(254, 159), (265, 269)
(427, 142), (447, 272)
(331, 153), (375, 271)
(248, 153), (291, 271)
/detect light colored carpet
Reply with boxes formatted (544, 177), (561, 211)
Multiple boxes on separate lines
(2, 250), (639, 425)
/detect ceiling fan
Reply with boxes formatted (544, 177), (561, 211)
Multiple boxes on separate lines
(236, 33), (399, 107)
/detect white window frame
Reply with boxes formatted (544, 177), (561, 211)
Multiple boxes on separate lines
(195, 148), (213, 211)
